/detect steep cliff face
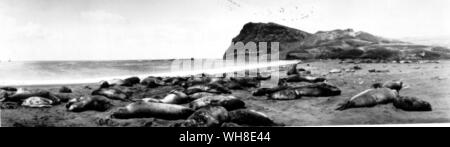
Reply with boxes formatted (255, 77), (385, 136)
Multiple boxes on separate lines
(225, 22), (450, 60)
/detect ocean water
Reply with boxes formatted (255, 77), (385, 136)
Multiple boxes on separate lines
(0, 59), (298, 86)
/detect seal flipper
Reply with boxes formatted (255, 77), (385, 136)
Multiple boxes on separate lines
(336, 100), (354, 111)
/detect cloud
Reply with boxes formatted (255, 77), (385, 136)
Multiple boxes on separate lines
(80, 10), (128, 24)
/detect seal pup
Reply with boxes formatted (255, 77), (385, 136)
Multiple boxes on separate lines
(228, 109), (277, 126)
(393, 96), (432, 111)
(382, 80), (404, 92)
(190, 95), (245, 111)
(111, 101), (195, 120)
(173, 106), (229, 127)
(287, 64), (299, 75)
(66, 96), (112, 112)
(336, 88), (399, 111)
(22, 97), (54, 108)
(92, 88), (128, 101)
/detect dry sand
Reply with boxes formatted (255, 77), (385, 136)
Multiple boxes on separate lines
(1, 60), (450, 127)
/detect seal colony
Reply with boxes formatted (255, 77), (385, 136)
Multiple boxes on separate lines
(0, 61), (438, 127)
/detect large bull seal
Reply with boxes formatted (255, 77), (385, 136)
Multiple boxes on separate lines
(336, 88), (399, 111)
(189, 95), (245, 111)
(111, 101), (195, 120)
(66, 96), (112, 112)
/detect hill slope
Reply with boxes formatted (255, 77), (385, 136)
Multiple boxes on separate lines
(224, 22), (450, 60)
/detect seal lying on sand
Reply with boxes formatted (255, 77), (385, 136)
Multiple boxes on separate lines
(159, 90), (190, 104)
(284, 75), (326, 83)
(228, 109), (277, 126)
(287, 64), (300, 75)
(66, 96), (112, 112)
(0, 87), (17, 91)
(92, 88), (128, 101)
(185, 84), (231, 95)
(141, 76), (165, 88)
(267, 83), (340, 100)
(294, 83), (341, 97)
(336, 88), (399, 111)
(111, 101), (195, 120)
(2, 88), (61, 104)
(268, 88), (301, 100)
(122, 76), (141, 87)
(172, 106), (229, 127)
(190, 95), (245, 111)
(22, 97), (54, 108)
(189, 92), (217, 100)
(252, 86), (289, 96)
(229, 77), (260, 88)
(382, 81), (403, 92)
(393, 96), (432, 111)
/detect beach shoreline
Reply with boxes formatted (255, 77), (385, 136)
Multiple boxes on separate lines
(2, 60), (450, 127)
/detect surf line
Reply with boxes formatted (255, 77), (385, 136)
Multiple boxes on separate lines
(179, 131), (214, 144)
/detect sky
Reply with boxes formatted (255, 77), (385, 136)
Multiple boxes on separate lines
(0, 0), (449, 61)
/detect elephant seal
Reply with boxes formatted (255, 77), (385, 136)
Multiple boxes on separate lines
(172, 106), (229, 127)
(141, 76), (165, 88)
(268, 88), (301, 100)
(0, 87), (17, 91)
(122, 76), (141, 87)
(294, 83), (341, 97)
(92, 88), (128, 101)
(284, 75), (326, 83)
(228, 109), (277, 126)
(252, 86), (290, 96)
(22, 97), (54, 108)
(111, 101), (195, 120)
(185, 84), (231, 95)
(66, 96), (112, 112)
(59, 86), (72, 93)
(287, 64), (299, 75)
(382, 81), (403, 92)
(189, 92), (216, 100)
(336, 88), (399, 111)
(159, 90), (190, 104)
(190, 95), (245, 111)
(3, 88), (61, 104)
(229, 77), (260, 88)
(393, 96), (432, 111)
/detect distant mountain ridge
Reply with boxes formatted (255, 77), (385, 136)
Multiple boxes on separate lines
(224, 22), (450, 60)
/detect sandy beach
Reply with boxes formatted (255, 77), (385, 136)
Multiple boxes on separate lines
(1, 60), (449, 127)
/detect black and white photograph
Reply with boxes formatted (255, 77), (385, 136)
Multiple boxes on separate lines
(1, 0), (449, 129)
